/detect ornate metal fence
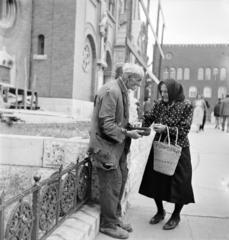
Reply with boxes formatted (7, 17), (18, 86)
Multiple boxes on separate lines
(0, 157), (92, 240)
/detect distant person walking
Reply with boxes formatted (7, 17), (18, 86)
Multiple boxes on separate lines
(192, 94), (207, 132)
(213, 98), (222, 129)
(220, 94), (229, 132)
(200, 98), (209, 131)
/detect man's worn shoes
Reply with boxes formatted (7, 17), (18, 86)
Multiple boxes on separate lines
(117, 221), (133, 232)
(100, 226), (129, 239)
(163, 215), (180, 230)
(149, 210), (166, 224)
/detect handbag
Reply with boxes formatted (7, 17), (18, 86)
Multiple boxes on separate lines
(153, 126), (182, 176)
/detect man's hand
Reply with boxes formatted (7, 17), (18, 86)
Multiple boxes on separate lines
(126, 129), (144, 139)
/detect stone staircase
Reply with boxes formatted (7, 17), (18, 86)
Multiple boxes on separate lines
(47, 204), (100, 240)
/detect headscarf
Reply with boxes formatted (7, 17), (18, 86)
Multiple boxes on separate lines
(158, 79), (185, 103)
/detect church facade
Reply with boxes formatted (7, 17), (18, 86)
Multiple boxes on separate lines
(0, 0), (148, 118)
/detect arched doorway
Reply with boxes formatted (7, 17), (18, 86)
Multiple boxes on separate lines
(103, 51), (112, 84)
(81, 35), (96, 101)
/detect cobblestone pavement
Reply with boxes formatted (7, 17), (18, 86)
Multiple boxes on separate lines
(96, 124), (229, 240)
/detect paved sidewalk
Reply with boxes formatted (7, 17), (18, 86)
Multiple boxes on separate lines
(96, 125), (229, 240)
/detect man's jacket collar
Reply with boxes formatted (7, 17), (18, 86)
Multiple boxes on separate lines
(117, 77), (128, 95)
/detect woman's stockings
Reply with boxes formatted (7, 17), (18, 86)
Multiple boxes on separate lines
(154, 199), (164, 213)
(172, 203), (183, 218)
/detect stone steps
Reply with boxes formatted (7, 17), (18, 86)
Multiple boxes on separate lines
(47, 204), (100, 240)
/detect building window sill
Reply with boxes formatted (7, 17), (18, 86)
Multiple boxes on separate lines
(33, 54), (47, 60)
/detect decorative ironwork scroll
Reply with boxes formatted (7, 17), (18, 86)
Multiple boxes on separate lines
(39, 183), (58, 231)
(5, 201), (33, 240)
(1, 157), (92, 240)
(60, 172), (75, 215)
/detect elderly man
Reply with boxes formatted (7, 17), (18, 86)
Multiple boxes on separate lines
(89, 63), (144, 239)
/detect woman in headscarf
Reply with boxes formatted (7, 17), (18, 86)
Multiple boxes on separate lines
(139, 79), (195, 230)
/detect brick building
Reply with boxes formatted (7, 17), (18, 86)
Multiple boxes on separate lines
(0, 0), (32, 89)
(0, 0), (150, 118)
(160, 44), (229, 111)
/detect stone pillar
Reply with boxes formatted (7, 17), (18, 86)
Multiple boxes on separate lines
(98, 0), (108, 68)
(97, 65), (104, 91)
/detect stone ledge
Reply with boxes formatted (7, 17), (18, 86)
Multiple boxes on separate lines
(46, 204), (100, 240)
(0, 134), (89, 167)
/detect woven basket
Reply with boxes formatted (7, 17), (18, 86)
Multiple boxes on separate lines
(153, 127), (182, 176)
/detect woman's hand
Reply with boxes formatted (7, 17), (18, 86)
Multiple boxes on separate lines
(153, 123), (167, 133)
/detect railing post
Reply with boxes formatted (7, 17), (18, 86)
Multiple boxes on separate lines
(31, 176), (41, 240)
(87, 156), (92, 200)
(35, 92), (38, 109)
(56, 165), (63, 225)
(30, 91), (34, 110)
(74, 158), (80, 208)
(15, 88), (18, 109)
(0, 191), (5, 240)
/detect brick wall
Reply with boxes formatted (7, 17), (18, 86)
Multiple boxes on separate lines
(32, 0), (76, 98)
(161, 44), (229, 110)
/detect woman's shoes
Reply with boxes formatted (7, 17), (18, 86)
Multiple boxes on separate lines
(163, 215), (180, 230)
(149, 210), (166, 224)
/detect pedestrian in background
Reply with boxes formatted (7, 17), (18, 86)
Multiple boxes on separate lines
(192, 94), (206, 132)
(139, 79), (195, 230)
(213, 98), (222, 129)
(88, 63), (144, 239)
(115, 64), (123, 79)
(200, 97), (210, 131)
(220, 94), (229, 132)
(143, 97), (152, 114)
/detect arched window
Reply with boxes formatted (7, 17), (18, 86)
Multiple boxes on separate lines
(177, 68), (183, 80)
(198, 68), (204, 80)
(213, 68), (219, 80)
(170, 67), (176, 79)
(0, 0), (17, 28)
(189, 86), (197, 98)
(220, 68), (226, 81)
(163, 68), (169, 80)
(218, 87), (227, 98)
(184, 68), (190, 80)
(38, 34), (45, 55)
(205, 68), (211, 80)
(203, 87), (212, 98)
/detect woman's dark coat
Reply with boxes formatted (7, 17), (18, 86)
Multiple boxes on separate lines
(139, 79), (195, 204)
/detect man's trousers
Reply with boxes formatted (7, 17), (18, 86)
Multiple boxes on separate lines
(96, 152), (128, 228)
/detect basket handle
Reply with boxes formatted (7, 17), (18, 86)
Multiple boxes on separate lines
(158, 126), (170, 145)
(174, 127), (179, 145)
(158, 126), (179, 146)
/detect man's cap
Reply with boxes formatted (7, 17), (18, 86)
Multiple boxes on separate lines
(123, 63), (144, 78)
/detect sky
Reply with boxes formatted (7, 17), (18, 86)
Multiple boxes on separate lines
(158, 0), (229, 44)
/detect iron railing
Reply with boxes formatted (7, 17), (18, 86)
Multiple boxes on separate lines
(0, 156), (92, 240)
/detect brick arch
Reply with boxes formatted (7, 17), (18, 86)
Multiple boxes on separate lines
(84, 23), (97, 57)
(80, 34), (97, 101)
